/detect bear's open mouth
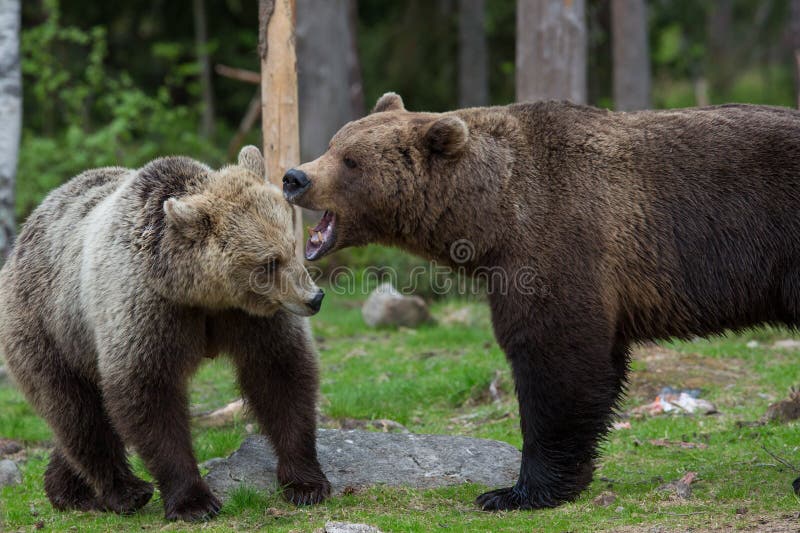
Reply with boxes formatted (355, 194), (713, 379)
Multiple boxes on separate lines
(305, 210), (337, 261)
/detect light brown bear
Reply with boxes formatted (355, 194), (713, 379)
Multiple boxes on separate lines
(283, 93), (800, 510)
(0, 146), (331, 521)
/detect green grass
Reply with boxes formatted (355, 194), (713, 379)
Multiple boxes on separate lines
(1, 293), (799, 532)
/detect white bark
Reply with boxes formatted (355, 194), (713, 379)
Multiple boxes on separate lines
(516, 0), (587, 104)
(612, 0), (650, 110)
(297, 0), (361, 160)
(458, 0), (489, 108)
(0, 0), (21, 264)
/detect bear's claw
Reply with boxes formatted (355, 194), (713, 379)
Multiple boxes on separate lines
(99, 477), (154, 514)
(282, 478), (332, 506)
(164, 481), (222, 522)
(476, 486), (534, 511)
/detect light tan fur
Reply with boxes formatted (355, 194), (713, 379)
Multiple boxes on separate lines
(0, 146), (331, 521)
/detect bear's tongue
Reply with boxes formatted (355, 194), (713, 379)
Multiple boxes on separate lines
(305, 211), (336, 261)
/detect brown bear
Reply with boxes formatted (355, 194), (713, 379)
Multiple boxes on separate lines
(283, 93), (800, 510)
(0, 146), (331, 521)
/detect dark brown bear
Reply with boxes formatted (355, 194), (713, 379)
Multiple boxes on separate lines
(0, 146), (330, 521)
(283, 93), (800, 510)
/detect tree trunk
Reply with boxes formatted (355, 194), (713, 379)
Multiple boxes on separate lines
(707, 0), (733, 100)
(0, 0), (21, 265)
(516, 0), (587, 104)
(611, 0), (650, 110)
(791, 0), (800, 109)
(458, 0), (489, 108)
(346, 0), (365, 118)
(193, 0), (215, 138)
(296, 0), (362, 161)
(260, 0), (303, 258)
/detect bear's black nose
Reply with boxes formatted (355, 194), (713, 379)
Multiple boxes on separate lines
(308, 289), (325, 313)
(283, 168), (311, 201)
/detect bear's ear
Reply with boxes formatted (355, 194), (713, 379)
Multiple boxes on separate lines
(371, 92), (405, 114)
(163, 197), (209, 240)
(237, 145), (265, 178)
(423, 116), (469, 157)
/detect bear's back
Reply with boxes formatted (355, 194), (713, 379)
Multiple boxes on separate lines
(0, 167), (132, 371)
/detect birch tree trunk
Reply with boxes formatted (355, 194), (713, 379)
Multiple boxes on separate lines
(611, 0), (650, 110)
(193, 0), (215, 138)
(516, 0), (587, 104)
(296, 0), (362, 161)
(458, 0), (489, 108)
(0, 0), (21, 265)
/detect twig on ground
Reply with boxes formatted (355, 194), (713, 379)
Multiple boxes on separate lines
(761, 445), (800, 472)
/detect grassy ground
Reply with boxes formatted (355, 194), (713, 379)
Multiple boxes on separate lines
(1, 293), (799, 532)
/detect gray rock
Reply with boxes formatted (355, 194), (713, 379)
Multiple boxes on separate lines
(200, 457), (225, 471)
(323, 523), (383, 533)
(205, 429), (520, 499)
(361, 283), (430, 328)
(0, 459), (21, 487)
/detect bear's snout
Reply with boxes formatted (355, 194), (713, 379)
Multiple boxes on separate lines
(283, 168), (311, 201)
(307, 288), (325, 314)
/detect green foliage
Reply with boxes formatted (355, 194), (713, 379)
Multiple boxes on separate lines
(17, 0), (222, 221)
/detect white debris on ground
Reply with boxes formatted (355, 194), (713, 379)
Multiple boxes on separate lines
(322, 523), (384, 533)
(632, 387), (717, 416)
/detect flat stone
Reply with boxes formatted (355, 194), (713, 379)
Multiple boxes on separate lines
(0, 459), (21, 487)
(205, 429), (520, 498)
(772, 339), (800, 350)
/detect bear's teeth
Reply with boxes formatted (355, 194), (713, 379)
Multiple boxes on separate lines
(316, 231), (324, 243)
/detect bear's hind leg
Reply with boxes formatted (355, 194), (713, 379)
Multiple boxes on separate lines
(11, 333), (153, 514)
(44, 448), (100, 511)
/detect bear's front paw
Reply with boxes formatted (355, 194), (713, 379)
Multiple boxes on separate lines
(100, 477), (154, 514)
(476, 485), (559, 511)
(281, 477), (332, 506)
(793, 476), (800, 496)
(164, 480), (222, 522)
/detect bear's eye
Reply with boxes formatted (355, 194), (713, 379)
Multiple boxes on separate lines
(343, 157), (358, 169)
(263, 258), (279, 275)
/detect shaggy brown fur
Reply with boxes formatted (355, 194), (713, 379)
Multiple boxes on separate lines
(0, 146), (330, 521)
(285, 94), (800, 509)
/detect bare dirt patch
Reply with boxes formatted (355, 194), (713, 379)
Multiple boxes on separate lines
(626, 345), (747, 403)
(611, 512), (800, 532)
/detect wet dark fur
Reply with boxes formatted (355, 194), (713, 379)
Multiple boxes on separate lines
(291, 97), (800, 509)
(0, 153), (330, 521)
